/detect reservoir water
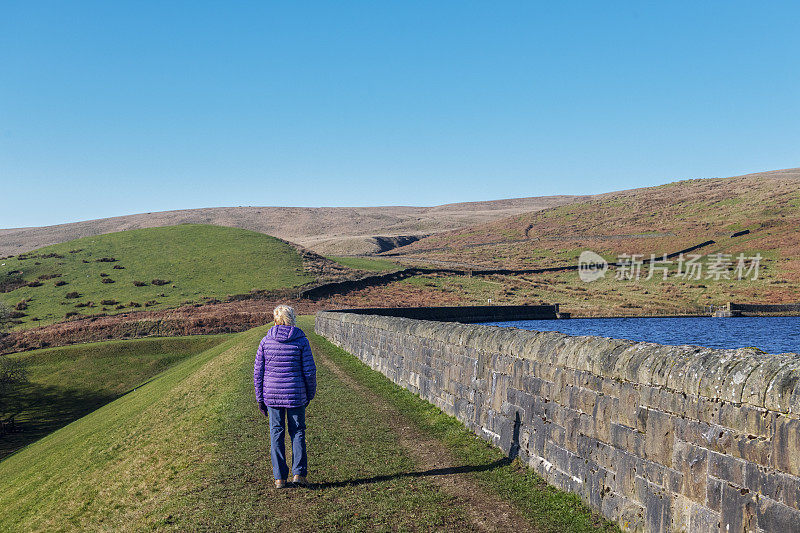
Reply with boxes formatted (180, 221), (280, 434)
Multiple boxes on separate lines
(483, 316), (800, 355)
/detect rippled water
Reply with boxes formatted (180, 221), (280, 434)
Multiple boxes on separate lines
(483, 316), (800, 354)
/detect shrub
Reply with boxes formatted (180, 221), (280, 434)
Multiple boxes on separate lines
(14, 300), (29, 311)
(54, 280), (67, 286)
(101, 299), (118, 305)
(65, 312), (79, 318)
(99, 273), (109, 277)
(101, 278), (115, 284)
(82, 260), (90, 264)
(133, 281), (148, 287)
(9, 311), (26, 318)
(144, 300), (158, 307)
(26, 281), (43, 287)
(37, 273), (61, 280)
(151, 279), (170, 286)
(65, 291), (80, 299)
(113, 265), (125, 269)
(115, 304), (126, 310)
(128, 301), (141, 308)
(95, 257), (117, 263)
(68, 249), (83, 254)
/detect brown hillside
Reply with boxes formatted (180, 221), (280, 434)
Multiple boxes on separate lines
(387, 168), (800, 273)
(0, 196), (588, 257)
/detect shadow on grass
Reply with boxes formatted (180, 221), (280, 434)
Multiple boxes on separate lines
(311, 411), (523, 490)
(0, 382), (120, 460)
(309, 456), (512, 489)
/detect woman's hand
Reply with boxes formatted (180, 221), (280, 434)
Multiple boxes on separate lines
(259, 401), (269, 416)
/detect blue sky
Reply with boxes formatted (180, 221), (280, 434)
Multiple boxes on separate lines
(2, 1), (799, 228)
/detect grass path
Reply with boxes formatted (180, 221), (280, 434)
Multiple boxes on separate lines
(0, 317), (615, 531)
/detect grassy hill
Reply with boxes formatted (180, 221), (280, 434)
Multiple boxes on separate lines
(0, 224), (313, 329)
(381, 169), (800, 315)
(0, 334), (231, 460)
(0, 196), (590, 257)
(0, 319), (614, 531)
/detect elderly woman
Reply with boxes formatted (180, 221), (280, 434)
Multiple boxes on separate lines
(254, 305), (317, 489)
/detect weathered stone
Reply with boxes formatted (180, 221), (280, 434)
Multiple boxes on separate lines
(756, 496), (800, 533)
(720, 482), (759, 533)
(316, 310), (800, 533)
(771, 416), (800, 477)
(644, 409), (675, 467)
(673, 440), (708, 503)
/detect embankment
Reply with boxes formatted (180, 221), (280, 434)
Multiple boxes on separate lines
(315, 310), (800, 532)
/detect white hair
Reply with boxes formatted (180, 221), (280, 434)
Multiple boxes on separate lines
(273, 305), (296, 326)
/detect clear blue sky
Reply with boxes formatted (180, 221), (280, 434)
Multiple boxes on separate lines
(2, 1), (799, 228)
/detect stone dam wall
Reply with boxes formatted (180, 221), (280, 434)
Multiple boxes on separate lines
(315, 311), (800, 533)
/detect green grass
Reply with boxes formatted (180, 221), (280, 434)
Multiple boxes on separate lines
(0, 317), (616, 531)
(0, 334), (231, 460)
(0, 224), (313, 329)
(304, 317), (619, 532)
(326, 255), (401, 272)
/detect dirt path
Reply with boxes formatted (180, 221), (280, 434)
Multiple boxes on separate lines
(313, 342), (536, 532)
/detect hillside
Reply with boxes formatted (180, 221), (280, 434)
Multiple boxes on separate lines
(375, 168), (800, 315)
(0, 225), (315, 329)
(0, 335), (230, 459)
(0, 195), (590, 257)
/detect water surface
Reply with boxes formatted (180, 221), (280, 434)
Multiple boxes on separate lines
(483, 316), (800, 354)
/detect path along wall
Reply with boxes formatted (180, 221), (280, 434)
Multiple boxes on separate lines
(315, 311), (800, 533)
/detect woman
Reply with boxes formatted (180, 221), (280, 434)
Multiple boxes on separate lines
(254, 305), (317, 489)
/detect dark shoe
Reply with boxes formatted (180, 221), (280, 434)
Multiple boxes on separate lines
(292, 475), (308, 487)
(275, 479), (287, 489)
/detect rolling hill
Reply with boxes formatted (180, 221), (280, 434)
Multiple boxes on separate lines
(0, 334), (230, 460)
(372, 168), (800, 315)
(0, 224), (315, 329)
(386, 168), (800, 269)
(0, 195), (590, 257)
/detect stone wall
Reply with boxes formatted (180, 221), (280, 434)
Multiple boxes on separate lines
(315, 311), (800, 533)
(729, 302), (800, 315)
(321, 304), (559, 322)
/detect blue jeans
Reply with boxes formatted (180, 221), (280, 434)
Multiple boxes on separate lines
(267, 405), (307, 480)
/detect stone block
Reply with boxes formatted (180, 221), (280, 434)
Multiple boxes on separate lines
(635, 475), (672, 533)
(771, 416), (800, 477)
(673, 440), (709, 503)
(756, 496), (800, 533)
(644, 409), (675, 467)
(611, 422), (644, 458)
(706, 476), (722, 512)
(709, 451), (746, 486)
(691, 507), (721, 533)
(720, 482), (759, 533)
(617, 382), (643, 429)
(741, 356), (795, 409)
(592, 394), (616, 442)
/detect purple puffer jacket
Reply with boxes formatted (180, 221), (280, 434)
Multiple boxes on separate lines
(254, 325), (317, 408)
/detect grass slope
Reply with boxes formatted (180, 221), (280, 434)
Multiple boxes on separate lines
(0, 335), (231, 460)
(0, 224), (313, 329)
(0, 318), (615, 531)
(385, 173), (800, 315)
